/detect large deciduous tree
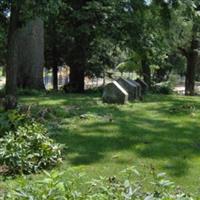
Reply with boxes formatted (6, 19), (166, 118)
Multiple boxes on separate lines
(180, 1), (200, 96)
(155, 0), (200, 95)
(6, 1), (21, 97)
(64, 0), (105, 93)
(115, 0), (170, 87)
(1, 0), (61, 107)
(45, 0), (120, 93)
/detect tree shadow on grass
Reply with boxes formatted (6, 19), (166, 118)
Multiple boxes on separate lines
(163, 157), (189, 177)
(142, 94), (200, 104)
(52, 112), (200, 177)
(52, 124), (136, 166)
(116, 114), (200, 177)
(20, 92), (200, 177)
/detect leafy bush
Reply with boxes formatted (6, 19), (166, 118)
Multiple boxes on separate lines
(153, 81), (173, 95)
(0, 123), (62, 174)
(0, 107), (58, 137)
(158, 85), (173, 94)
(3, 168), (192, 200)
(0, 110), (28, 137)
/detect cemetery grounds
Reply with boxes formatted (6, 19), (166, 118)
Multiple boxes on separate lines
(1, 89), (200, 195)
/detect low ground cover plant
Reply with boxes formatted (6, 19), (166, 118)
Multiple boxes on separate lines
(2, 168), (192, 200)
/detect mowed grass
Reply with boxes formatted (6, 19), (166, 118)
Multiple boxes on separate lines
(2, 92), (200, 194)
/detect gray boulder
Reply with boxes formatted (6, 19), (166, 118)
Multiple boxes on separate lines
(117, 78), (137, 101)
(103, 81), (128, 104)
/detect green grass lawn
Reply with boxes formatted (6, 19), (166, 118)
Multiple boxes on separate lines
(1, 92), (200, 195)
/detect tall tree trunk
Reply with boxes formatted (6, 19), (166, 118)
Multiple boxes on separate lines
(185, 57), (195, 96)
(4, 2), (21, 110)
(6, 2), (21, 96)
(185, 39), (199, 96)
(69, 63), (85, 93)
(66, 44), (86, 93)
(141, 59), (151, 87)
(46, 15), (59, 91)
(53, 66), (58, 90)
(52, 43), (59, 90)
(66, 41), (86, 93)
(67, 39), (87, 93)
(16, 18), (45, 90)
(65, 0), (88, 93)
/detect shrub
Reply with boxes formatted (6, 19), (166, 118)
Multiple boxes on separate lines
(0, 110), (28, 137)
(158, 85), (173, 94)
(153, 81), (173, 95)
(0, 123), (62, 174)
(3, 169), (192, 200)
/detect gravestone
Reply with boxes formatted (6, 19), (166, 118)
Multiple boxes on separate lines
(103, 81), (128, 104)
(135, 78), (148, 93)
(128, 79), (142, 98)
(117, 78), (137, 100)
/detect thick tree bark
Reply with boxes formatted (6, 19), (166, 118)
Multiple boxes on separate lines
(52, 43), (59, 90)
(141, 59), (151, 87)
(65, 0), (88, 93)
(185, 56), (196, 95)
(46, 15), (59, 91)
(4, 2), (21, 110)
(185, 39), (199, 96)
(16, 18), (45, 90)
(67, 39), (87, 93)
(6, 4), (44, 93)
(53, 66), (58, 90)
(6, 2), (21, 96)
(69, 63), (85, 93)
